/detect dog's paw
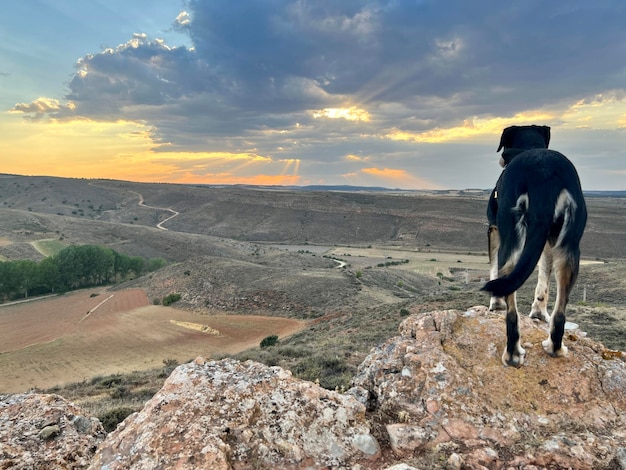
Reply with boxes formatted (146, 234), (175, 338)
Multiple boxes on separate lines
(489, 296), (507, 311)
(501, 346), (525, 367)
(529, 309), (550, 322)
(542, 338), (568, 357)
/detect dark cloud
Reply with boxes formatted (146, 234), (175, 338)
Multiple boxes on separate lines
(54, 2), (626, 118)
(10, 1), (626, 188)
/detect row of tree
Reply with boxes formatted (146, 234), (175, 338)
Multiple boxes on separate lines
(0, 244), (167, 301)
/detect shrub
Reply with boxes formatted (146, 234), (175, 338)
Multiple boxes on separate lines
(93, 375), (123, 388)
(260, 335), (279, 348)
(109, 385), (129, 400)
(162, 293), (181, 306)
(292, 353), (351, 390)
(161, 358), (179, 377)
(98, 407), (136, 433)
(400, 308), (410, 317)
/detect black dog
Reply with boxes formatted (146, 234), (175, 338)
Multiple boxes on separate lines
(483, 125), (587, 367)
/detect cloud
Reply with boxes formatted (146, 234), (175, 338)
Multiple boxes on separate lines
(9, 1), (626, 189)
(10, 98), (76, 120)
(23, 2), (626, 126)
(358, 167), (441, 190)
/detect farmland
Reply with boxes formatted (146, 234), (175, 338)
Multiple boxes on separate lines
(0, 288), (304, 393)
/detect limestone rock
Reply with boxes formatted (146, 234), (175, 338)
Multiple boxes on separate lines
(89, 358), (380, 469)
(351, 306), (626, 469)
(0, 393), (105, 469)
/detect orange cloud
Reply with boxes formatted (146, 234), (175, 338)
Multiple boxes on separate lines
(361, 167), (409, 178)
(173, 173), (301, 186)
(352, 167), (441, 190)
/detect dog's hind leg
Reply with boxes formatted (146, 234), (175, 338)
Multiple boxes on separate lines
(502, 292), (525, 367)
(530, 244), (552, 322)
(542, 248), (579, 357)
(488, 225), (506, 311)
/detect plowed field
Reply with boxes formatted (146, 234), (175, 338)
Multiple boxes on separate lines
(0, 289), (305, 393)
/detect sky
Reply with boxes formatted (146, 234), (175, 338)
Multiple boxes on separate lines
(1, 1), (626, 190)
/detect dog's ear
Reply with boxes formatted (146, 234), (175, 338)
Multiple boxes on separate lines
(497, 126), (517, 152)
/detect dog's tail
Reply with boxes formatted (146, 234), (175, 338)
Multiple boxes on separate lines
(481, 193), (556, 298)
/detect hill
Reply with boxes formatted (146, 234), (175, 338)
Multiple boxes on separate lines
(0, 173), (625, 433)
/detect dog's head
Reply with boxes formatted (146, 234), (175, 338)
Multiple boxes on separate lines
(496, 125), (550, 167)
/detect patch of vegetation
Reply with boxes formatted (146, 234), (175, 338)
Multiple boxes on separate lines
(98, 407), (137, 432)
(161, 358), (179, 377)
(0, 244), (168, 301)
(260, 335), (279, 348)
(292, 353), (352, 391)
(162, 293), (182, 306)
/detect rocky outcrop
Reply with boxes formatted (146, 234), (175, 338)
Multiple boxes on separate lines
(0, 393), (105, 469)
(2, 307), (626, 469)
(89, 357), (380, 469)
(351, 306), (626, 469)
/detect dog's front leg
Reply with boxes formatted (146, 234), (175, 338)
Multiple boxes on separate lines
(502, 292), (525, 367)
(488, 225), (506, 311)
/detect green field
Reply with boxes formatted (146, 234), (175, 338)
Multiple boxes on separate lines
(30, 238), (67, 256)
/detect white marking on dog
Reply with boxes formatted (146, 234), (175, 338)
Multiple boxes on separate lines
(553, 189), (576, 247)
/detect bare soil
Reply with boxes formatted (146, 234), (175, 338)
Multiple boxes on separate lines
(0, 288), (305, 393)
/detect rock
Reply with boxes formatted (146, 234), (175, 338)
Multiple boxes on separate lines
(89, 358), (380, 469)
(38, 424), (61, 440)
(615, 447), (626, 469)
(351, 306), (626, 469)
(0, 393), (105, 469)
(2, 307), (626, 469)
(384, 464), (420, 470)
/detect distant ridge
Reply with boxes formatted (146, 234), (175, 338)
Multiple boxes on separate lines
(584, 190), (626, 198)
(218, 184), (406, 192)
(2, 173), (624, 196)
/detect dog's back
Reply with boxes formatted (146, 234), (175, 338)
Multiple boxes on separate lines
(486, 148), (587, 297)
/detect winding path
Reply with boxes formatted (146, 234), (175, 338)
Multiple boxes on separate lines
(135, 193), (179, 230)
(88, 182), (180, 231)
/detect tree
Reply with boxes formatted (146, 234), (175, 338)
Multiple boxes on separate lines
(56, 246), (84, 290)
(128, 256), (145, 277)
(12, 259), (39, 298)
(0, 262), (16, 300)
(38, 257), (60, 293)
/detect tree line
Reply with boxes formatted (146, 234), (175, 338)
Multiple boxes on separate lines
(0, 244), (167, 301)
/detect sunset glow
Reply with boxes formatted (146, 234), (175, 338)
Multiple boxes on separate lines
(312, 107), (371, 122)
(1, 2), (625, 190)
